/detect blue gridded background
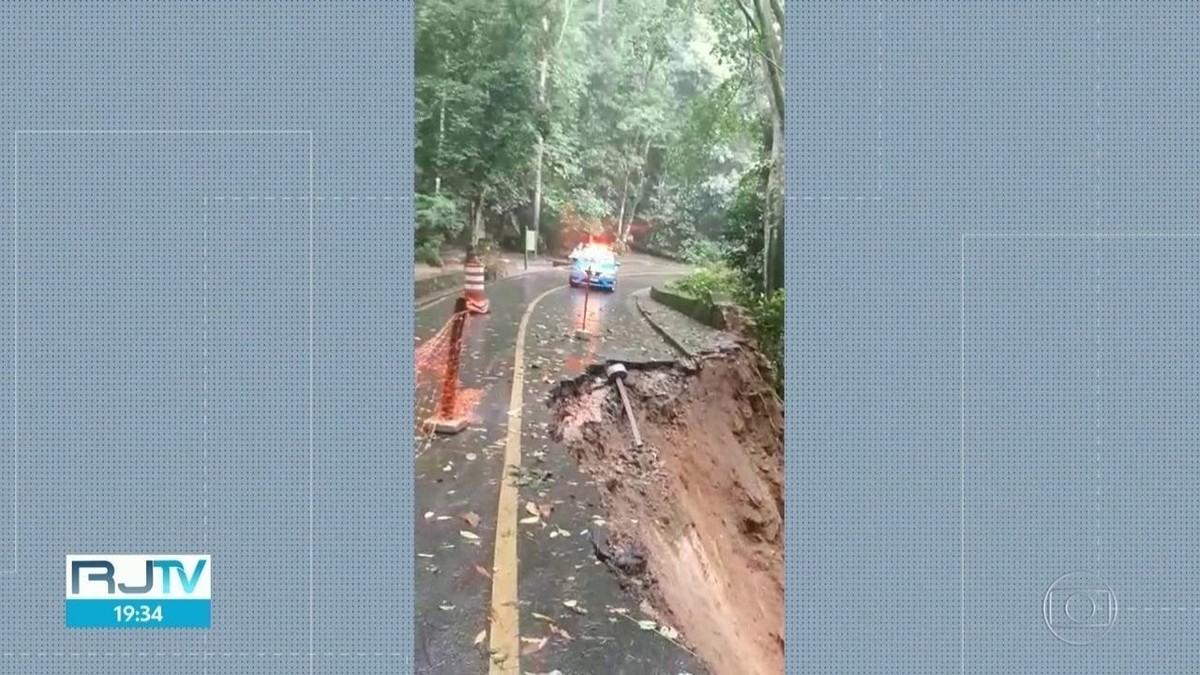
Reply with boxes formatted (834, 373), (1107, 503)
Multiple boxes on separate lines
(5, 2), (1198, 674)
(793, 2), (1200, 674)
(0, 4), (410, 675)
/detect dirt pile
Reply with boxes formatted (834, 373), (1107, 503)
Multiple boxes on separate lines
(549, 344), (784, 675)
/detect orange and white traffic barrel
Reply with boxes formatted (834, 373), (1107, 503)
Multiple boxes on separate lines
(463, 255), (490, 315)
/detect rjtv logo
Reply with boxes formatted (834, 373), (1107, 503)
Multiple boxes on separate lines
(66, 555), (211, 628)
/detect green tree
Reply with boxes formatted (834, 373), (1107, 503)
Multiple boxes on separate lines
(415, 0), (783, 287)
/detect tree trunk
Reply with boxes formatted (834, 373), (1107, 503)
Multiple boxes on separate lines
(735, 0), (785, 131)
(770, 202), (785, 292)
(615, 169), (630, 246)
(434, 92), (446, 196)
(754, 0), (785, 128)
(530, 48), (549, 258)
(470, 195), (486, 247)
(742, 0), (785, 293)
(529, 0), (573, 260)
(768, 0), (784, 34)
(621, 136), (653, 249)
(753, 0), (782, 126)
(434, 52), (450, 196)
(530, 136), (544, 253)
(763, 115), (783, 293)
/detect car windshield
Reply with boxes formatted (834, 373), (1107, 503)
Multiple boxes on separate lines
(578, 254), (614, 267)
(572, 244), (611, 261)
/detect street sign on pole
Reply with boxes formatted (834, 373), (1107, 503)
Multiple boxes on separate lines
(523, 229), (536, 271)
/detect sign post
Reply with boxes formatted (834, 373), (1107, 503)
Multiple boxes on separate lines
(524, 229), (537, 271)
(575, 267), (594, 340)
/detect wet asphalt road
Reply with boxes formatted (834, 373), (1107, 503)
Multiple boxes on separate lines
(414, 257), (707, 675)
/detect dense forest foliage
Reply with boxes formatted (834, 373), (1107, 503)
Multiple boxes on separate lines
(415, 0), (784, 306)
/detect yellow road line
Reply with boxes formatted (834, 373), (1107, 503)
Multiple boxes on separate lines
(487, 283), (561, 674)
(485, 272), (684, 674)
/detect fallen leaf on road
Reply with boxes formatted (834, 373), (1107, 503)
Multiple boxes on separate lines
(519, 636), (549, 655)
(549, 624), (573, 641)
(460, 531), (480, 541)
(465, 453), (477, 461)
(473, 629), (487, 646)
(519, 516), (541, 525)
(538, 504), (554, 520)
(562, 600), (578, 609)
(439, 602), (455, 611)
(417, 553), (434, 559)
(474, 565), (492, 579)
(657, 624), (680, 640)
(423, 511), (434, 520)
(637, 620), (657, 630)
(525, 502), (539, 517)
(462, 512), (481, 529)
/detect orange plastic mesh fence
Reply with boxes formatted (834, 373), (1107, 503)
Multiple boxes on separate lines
(414, 311), (467, 454)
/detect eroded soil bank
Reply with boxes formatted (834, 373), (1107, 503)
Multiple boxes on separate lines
(549, 344), (784, 675)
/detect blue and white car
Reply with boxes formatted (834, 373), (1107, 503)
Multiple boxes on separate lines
(568, 246), (619, 292)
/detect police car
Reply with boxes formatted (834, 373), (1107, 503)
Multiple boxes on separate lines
(567, 244), (619, 292)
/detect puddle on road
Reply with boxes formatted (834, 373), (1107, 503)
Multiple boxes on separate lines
(563, 286), (612, 375)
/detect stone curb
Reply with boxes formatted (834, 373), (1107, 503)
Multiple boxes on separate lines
(632, 291), (695, 361)
(414, 261), (557, 305)
(647, 285), (730, 331)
